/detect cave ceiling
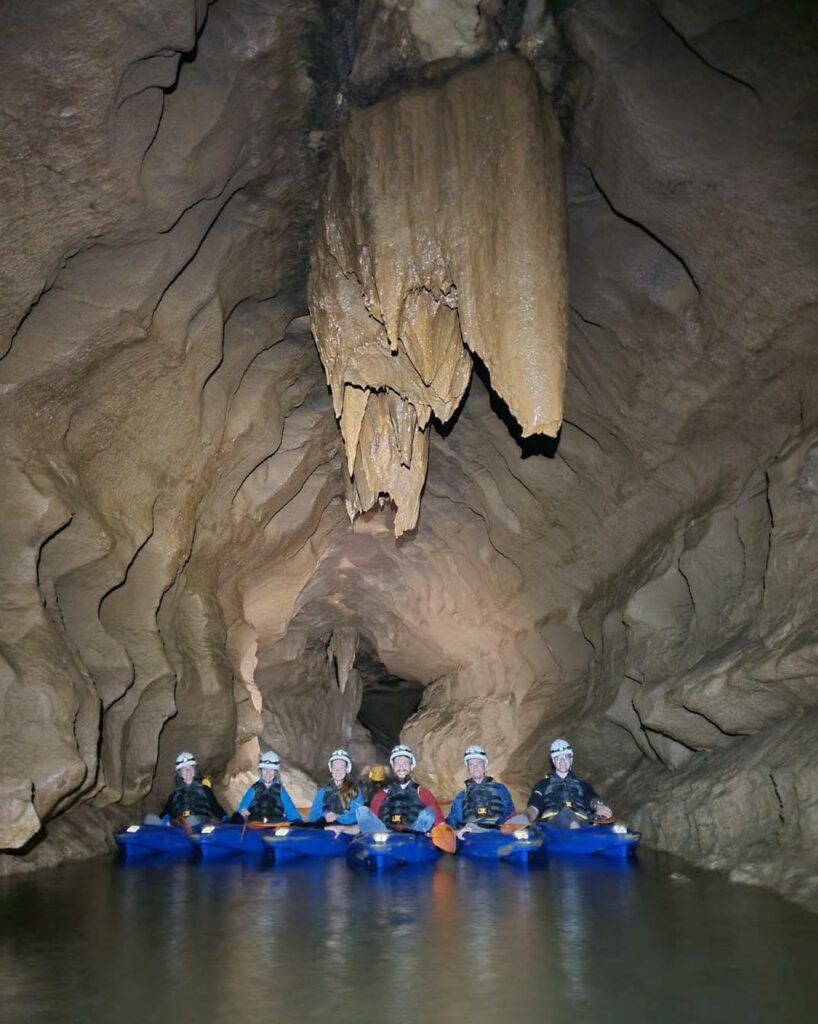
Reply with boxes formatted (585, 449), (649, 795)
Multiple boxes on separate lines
(0, 0), (816, 908)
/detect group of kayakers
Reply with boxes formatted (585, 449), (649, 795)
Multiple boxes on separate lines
(148, 737), (614, 835)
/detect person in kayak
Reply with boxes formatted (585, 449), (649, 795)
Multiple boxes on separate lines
(525, 738), (613, 828)
(356, 744), (444, 833)
(235, 750), (302, 823)
(145, 751), (225, 827)
(308, 749), (364, 826)
(446, 744), (516, 837)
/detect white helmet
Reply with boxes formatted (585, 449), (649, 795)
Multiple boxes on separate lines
(175, 751), (197, 771)
(463, 744), (488, 767)
(550, 738), (574, 759)
(389, 744), (416, 770)
(328, 749), (352, 774)
(258, 750), (281, 771)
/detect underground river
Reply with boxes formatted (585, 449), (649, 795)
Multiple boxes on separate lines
(1, 851), (816, 1024)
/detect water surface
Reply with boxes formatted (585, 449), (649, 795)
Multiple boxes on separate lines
(1, 850), (816, 1023)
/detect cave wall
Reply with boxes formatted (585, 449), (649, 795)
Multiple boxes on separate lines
(1, 0), (816, 908)
(0, 0), (337, 852)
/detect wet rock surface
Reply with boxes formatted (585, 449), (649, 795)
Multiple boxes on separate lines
(0, 0), (816, 909)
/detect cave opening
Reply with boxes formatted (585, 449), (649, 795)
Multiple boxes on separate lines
(354, 638), (424, 757)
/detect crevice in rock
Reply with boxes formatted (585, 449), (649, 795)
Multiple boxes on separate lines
(649, 2), (761, 103)
(2, 284), (49, 362)
(678, 702), (749, 740)
(138, 1), (213, 169)
(563, 418), (605, 453)
(769, 771), (785, 826)
(96, 506), (157, 617)
(630, 698), (664, 763)
(734, 511), (748, 577)
(584, 164), (702, 297)
(762, 470), (774, 596)
(35, 513), (74, 597)
(676, 560), (696, 628)
(569, 303), (611, 335)
(424, 488), (524, 580)
(146, 180), (250, 330)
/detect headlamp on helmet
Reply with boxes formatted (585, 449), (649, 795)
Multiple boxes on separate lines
(389, 744), (416, 770)
(258, 750), (281, 771)
(550, 738), (574, 760)
(328, 749), (352, 774)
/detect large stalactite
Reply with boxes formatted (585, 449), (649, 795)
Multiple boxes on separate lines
(309, 54), (567, 534)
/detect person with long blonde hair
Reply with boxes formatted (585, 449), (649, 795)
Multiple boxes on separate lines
(308, 749), (364, 825)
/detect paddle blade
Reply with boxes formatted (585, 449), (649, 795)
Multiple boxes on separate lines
(430, 822), (457, 854)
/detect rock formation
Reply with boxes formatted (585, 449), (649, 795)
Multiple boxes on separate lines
(310, 53), (567, 533)
(1, 0), (816, 910)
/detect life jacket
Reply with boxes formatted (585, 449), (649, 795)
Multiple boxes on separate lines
(461, 777), (508, 822)
(378, 780), (426, 828)
(166, 781), (217, 820)
(361, 779), (385, 807)
(319, 783), (348, 817)
(534, 772), (592, 821)
(247, 780), (285, 822)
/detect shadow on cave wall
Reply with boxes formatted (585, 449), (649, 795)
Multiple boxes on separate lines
(434, 354), (561, 458)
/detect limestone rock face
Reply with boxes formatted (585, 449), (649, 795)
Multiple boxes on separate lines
(1, 0), (817, 912)
(348, 0), (511, 98)
(310, 54), (567, 534)
(0, 0), (332, 851)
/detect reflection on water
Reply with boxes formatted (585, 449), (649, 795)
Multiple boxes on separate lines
(0, 850), (816, 1024)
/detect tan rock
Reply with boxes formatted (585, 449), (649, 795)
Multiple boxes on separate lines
(310, 54), (567, 534)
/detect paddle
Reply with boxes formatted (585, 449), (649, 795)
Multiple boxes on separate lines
(466, 819), (535, 835)
(536, 813), (616, 827)
(177, 815), (195, 838)
(429, 822), (457, 854)
(378, 820), (457, 853)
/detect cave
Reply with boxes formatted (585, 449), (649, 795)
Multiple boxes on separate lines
(0, 0), (816, 914)
(354, 639), (424, 754)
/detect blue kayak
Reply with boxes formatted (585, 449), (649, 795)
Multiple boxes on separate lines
(346, 831), (441, 869)
(195, 823), (268, 860)
(458, 825), (545, 863)
(538, 821), (640, 858)
(262, 825), (354, 861)
(115, 823), (197, 859)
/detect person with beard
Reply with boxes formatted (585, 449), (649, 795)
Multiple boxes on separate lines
(355, 744), (444, 833)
